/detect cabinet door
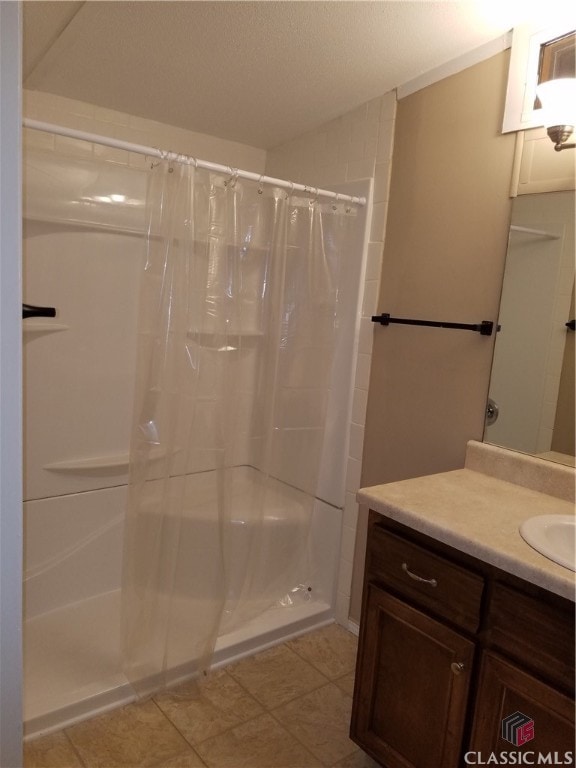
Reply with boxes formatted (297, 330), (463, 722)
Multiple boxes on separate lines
(351, 584), (475, 768)
(469, 652), (575, 762)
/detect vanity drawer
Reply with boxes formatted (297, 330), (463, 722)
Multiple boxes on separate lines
(488, 582), (575, 693)
(367, 522), (484, 633)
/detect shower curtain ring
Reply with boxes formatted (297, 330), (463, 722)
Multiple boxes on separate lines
(332, 192), (340, 211)
(150, 148), (163, 169)
(309, 187), (319, 207)
(286, 181), (294, 200)
(257, 175), (264, 195)
(225, 167), (238, 188)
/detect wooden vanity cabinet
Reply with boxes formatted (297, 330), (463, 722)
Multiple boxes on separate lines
(352, 583), (476, 768)
(350, 512), (575, 768)
(470, 652), (576, 760)
(469, 581), (576, 762)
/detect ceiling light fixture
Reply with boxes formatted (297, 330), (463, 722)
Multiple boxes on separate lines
(535, 78), (576, 150)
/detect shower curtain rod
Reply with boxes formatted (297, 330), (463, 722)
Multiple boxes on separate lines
(23, 118), (367, 206)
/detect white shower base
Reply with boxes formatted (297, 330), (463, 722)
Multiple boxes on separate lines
(24, 588), (333, 738)
(23, 469), (341, 738)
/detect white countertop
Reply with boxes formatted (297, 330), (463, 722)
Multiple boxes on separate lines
(357, 467), (576, 601)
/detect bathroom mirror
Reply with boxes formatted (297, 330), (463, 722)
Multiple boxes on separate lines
(484, 190), (575, 465)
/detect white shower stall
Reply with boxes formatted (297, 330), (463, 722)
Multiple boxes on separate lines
(22, 138), (371, 736)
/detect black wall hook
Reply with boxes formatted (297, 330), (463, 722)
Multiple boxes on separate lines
(22, 303), (56, 320)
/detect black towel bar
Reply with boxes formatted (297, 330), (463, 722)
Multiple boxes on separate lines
(371, 313), (495, 336)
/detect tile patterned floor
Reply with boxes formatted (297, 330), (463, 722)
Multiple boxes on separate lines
(24, 623), (381, 768)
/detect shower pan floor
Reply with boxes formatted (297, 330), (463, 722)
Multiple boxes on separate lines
(24, 590), (131, 738)
(24, 589), (333, 738)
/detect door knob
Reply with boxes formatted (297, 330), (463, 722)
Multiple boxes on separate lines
(451, 662), (465, 675)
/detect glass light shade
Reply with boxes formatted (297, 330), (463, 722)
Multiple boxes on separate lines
(536, 78), (576, 128)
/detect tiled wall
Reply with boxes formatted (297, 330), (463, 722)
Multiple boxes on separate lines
(266, 92), (397, 628)
(23, 90), (266, 173)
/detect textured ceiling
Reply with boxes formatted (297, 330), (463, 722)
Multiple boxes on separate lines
(23, 1), (575, 150)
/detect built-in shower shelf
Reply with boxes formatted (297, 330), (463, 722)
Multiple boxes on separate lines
(44, 455), (130, 473)
(44, 447), (166, 474)
(188, 331), (264, 337)
(187, 331), (264, 350)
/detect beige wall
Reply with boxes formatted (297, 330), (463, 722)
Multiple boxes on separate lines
(350, 51), (517, 621)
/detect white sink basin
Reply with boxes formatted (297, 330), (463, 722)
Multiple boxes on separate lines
(519, 515), (576, 572)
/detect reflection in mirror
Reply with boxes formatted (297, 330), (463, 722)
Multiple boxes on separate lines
(485, 190), (575, 466)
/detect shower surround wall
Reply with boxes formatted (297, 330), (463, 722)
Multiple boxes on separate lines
(24, 87), (393, 633)
(24, 91), (396, 640)
(22, 89), (372, 734)
(266, 91), (397, 627)
(23, 90), (266, 172)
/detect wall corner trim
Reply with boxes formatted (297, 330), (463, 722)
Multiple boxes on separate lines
(397, 31), (512, 100)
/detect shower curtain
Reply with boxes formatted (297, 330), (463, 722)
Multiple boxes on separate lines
(121, 159), (357, 695)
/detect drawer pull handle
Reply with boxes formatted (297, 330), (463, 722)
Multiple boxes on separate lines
(401, 562), (437, 587)
(451, 662), (465, 675)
